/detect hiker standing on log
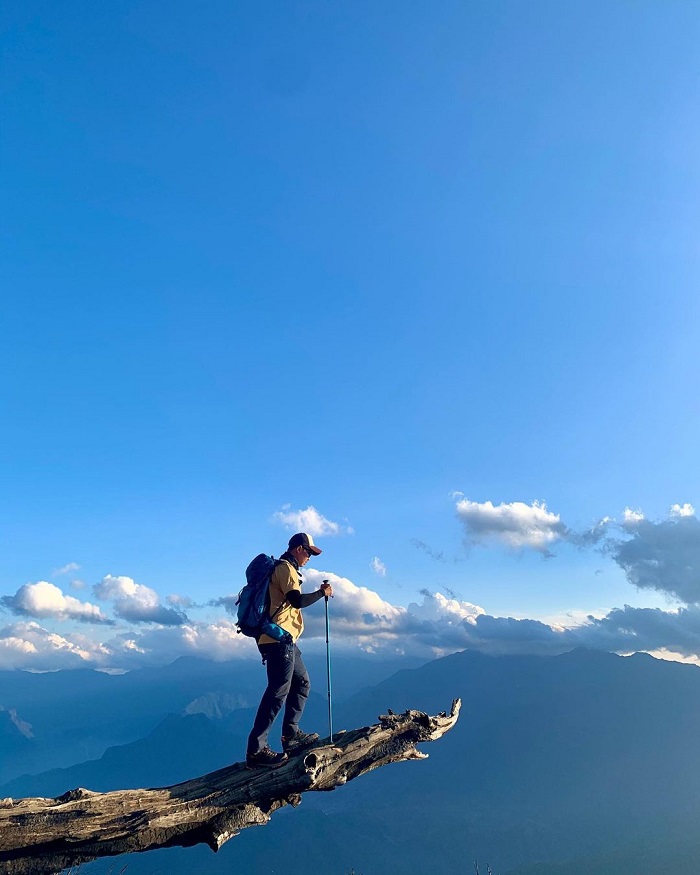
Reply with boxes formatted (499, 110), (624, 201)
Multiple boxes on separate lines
(246, 532), (333, 769)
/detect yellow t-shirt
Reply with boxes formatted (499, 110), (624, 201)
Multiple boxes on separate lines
(258, 559), (304, 644)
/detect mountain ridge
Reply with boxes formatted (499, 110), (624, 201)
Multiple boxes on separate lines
(5, 647), (700, 874)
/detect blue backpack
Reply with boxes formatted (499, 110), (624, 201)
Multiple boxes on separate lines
(236, 554), (292, 643)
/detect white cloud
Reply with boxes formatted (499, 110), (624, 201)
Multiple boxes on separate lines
(671, 503), (695, 518)
(180, 619), (250, 660)
(0, 621), (112, 670)
(408, 590), (484, 626)
(1, 582), (112, 625)
(622, 507), (645, 528)
(0, 634), (37, 665)
(370, 556), (387, 576)
(273, 504), (353, 537)
(302, 568), (404, 636)
(94, 575), (140, 600)
(455, 498), (566, 555)
(644, 648), (700, 667)
(300, 569), (486, 656)
(0, 615), (256, 671)
(94, 575), (188, 626)
(100, 618), (252, 668)
(53, 562), (80, 576)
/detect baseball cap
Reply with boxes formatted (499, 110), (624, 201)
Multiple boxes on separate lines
(288, 532), (322, 555)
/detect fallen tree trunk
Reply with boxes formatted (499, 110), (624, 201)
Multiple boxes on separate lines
(0, 699), (460, 875)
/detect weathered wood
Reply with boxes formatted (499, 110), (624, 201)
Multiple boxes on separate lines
(0, 699), (460, 875)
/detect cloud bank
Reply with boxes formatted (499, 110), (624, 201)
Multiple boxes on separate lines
(0, 618), (249, 672)
(3, 498), (700, 671)
(607, 510), (700, 605)
(0, 621), (113, 670)
(5, 572), (700, 671)
(10, 577), (700, 671)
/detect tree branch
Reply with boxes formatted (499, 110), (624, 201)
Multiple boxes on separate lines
(0, 699), (460, 875)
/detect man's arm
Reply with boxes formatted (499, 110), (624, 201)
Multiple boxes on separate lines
(287, 581), (333, 608)
(287, 589), (324, 608)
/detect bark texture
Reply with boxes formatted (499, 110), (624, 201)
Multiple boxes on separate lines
(0, 699), (460, 875)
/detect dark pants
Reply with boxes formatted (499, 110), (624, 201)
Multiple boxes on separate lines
(247, 643), (310, 755)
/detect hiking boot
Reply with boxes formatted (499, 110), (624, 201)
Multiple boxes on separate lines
(246, 747), (288, 769)
(282, 730), (320, 754)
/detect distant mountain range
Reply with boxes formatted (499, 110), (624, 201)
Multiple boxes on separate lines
(4, 648), (700, 875)
(0, 651), (419, 784)
(0, 708), (33, 780)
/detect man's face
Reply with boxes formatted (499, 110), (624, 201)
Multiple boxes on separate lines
(293, 545), (312, 567)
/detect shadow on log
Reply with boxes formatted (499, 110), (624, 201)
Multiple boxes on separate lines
(0, 699), (460, 875)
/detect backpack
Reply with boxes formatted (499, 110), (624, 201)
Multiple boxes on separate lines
(235, 554), (292, 643)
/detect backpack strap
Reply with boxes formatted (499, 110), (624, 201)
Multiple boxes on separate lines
(267, 559), (287, 621)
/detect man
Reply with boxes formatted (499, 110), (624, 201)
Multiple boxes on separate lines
(246, 532), (333, 769)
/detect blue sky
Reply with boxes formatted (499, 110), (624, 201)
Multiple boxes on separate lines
(2, 0), (700, 670)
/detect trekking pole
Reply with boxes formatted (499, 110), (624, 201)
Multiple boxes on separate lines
(323, 579), (333, 743)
